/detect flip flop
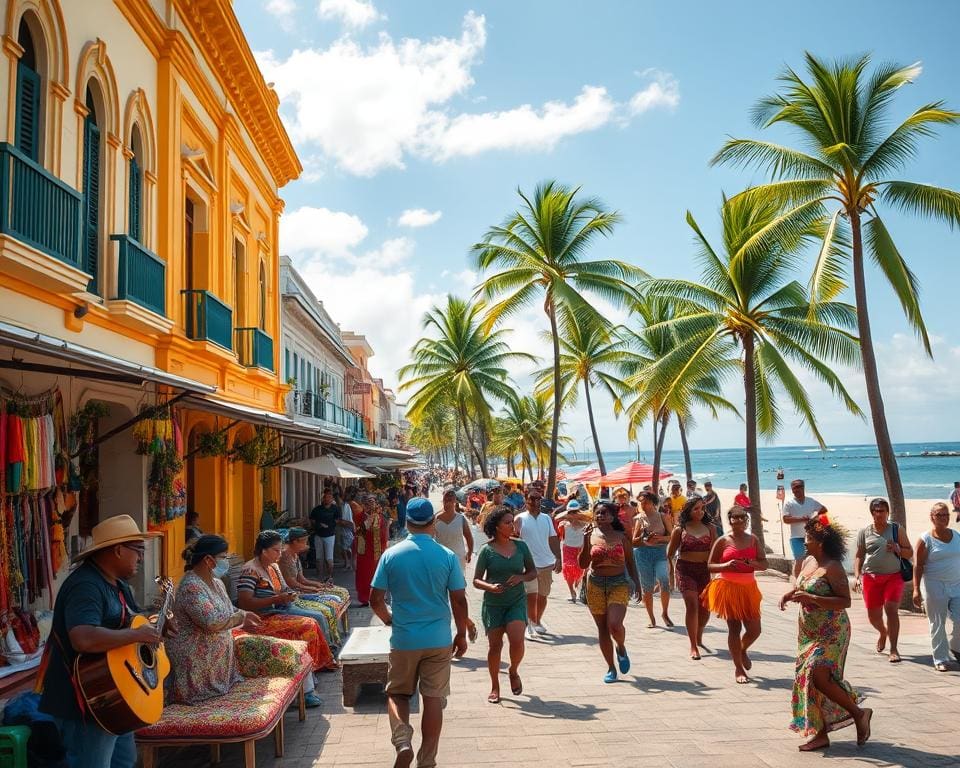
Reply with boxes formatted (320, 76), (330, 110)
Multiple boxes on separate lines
(662, 616), (674, 628)
(935, 663), (949, 672)
(690, 652), (701, 661)
(467, 624), (478, 643)
(798, 738), (830, 752)
(509, 672), (523, 696)
(487, 692), (501, 704)
(856, 708), (873, 746)
(742, 651), (752, 671)
(889, 652), (902, 663)
(647, 621), (656, 629)
(735, 673), (750, 684)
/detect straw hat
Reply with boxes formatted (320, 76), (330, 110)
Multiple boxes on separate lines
(72, 514), (160, 563)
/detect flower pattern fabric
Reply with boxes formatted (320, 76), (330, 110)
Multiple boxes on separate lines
(247, 612), (334, 671)
(789, 573), (861, 736)
(234, 634), (311, 678)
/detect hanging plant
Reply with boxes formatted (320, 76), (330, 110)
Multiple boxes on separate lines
(231, 426), (280, 468)
(197, 430), (229, 458)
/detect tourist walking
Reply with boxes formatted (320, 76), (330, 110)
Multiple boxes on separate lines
(556, 499), (589, 601)
(514, 489), (562, 638)
(853, 497), (913, 663)
(780, 517), (872, 751)
(632, 491), (673, 628)
(578, 501), (641, 682)
(734, 483), (751, 510)
(702, 481), (723, 535)
(472, 507), (537, 703)
(435, 490), (478, 642)
(310, 488), (340, 580)
(355, 493), (390, 607)
(703, 506), (767, 683)
(370, 498), (469, 768)
(667, 482), (687, 515)
(912, 502), (960, 671)
(782, 479), (827, 578)
(340, 488), (357, 570)
(666, 497), (716, 659)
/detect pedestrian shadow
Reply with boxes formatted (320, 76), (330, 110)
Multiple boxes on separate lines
(627, 676), (719, 696)
(500, 694), (606, 720)
(450, 655), (491, 671)
(820, 740), (956, 767)
(747, 676), (794, 691)
(742, 651), (797, 664)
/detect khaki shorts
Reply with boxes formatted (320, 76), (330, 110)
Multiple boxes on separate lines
(385, 646), (453, 699)
(524, 566), (555, 596)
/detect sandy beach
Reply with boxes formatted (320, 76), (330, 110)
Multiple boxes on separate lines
(712, 486), (957, 557)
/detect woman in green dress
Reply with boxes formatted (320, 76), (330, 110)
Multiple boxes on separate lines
(780, 517), (873, 751)
(473, 507), (537, 704)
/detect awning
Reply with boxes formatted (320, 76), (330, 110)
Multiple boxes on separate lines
(333, 442), (417, 460)
(183, 394), (320, 439)
(0, 321), (215, 393)
(284, 455), (373, 478)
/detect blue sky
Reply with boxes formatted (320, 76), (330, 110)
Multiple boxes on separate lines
(237, 0), (960, 452)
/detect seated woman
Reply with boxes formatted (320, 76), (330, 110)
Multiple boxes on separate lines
(279, 527), (350, 647)
(236, 530), (338, 670)
(168, 535), (323, 707)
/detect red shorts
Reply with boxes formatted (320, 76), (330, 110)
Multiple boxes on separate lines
(862, 571), (904, 609)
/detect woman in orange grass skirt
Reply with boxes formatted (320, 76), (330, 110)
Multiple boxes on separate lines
(702, 505), (767, 684)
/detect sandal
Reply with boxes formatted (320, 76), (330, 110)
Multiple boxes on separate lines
(798, 737), (829, 752)
(509, 672), (523, 696)
(856, 708), (873, 746)
(888, 652), (902, 664)
(487, 692), (501, 704)
(662, 615), (674, 628)
(467, 623), (478, 643)
(935, 663), (949, 672)
(647, 621), (656, 629)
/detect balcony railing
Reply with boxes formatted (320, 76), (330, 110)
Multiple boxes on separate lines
(0, 142), (84, 269)
(182, 290), (232, 351)
(236, 327), (274, 371)
(295, 391), (367, 442)
(111, 234), (165, 315)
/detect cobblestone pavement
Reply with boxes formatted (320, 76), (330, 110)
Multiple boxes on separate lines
(160, 546), (960, 768)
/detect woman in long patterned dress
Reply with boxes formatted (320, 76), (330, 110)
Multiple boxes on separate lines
(167, 535), (323, 707)
(354, 493), (389, 606)
(780, 517), (872, 751)
(279, 527), (349, 647)
(236, 530), (337, 672)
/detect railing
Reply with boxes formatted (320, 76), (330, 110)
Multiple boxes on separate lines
(181, 289), (233, 351)
(111, 234), (165, 315)
(294, 391), (367, 442)
(235, 327), (274, 371)
(0, 142), (84, 270)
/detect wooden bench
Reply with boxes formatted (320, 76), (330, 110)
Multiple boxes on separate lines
(339, 625), (391, 706)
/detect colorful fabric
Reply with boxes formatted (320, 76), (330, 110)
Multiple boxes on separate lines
(137, 669), (309, 739)
(165, 572), (243, 704)
(355, 512), (388, 604)
(233, 635), (311, 679)
(585, 573), (631, 615)
(701, 573), (762, 620)
(561, 544), (584, 586)
(248, 612), (334, 671)
(790, 573), (860, 736)
(675, 559), (710, 594)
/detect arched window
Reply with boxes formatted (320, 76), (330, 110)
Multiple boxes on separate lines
(83, 85), (103, 294)
(232, 238), (245, 323)
(15, 18), (42, 162)
(258, 259), (267, 330)
(129, 125), (144, 241)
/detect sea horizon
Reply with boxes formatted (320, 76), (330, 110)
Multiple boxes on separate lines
(560, 440), (960, 500)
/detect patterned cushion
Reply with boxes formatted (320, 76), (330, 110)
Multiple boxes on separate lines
(138, 672), (307, 740)
(234, 635), (310, 679)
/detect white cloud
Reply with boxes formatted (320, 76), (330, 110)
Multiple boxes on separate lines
(265, 0), (296, 29)
(317, 0), (383, 30)
(256, 13), (678, 176)
(280, 206), (368, 257)
(353, 236), (415, 268)
(397, 208), (442, 228)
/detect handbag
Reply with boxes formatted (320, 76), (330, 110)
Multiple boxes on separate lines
(891, 523), (913, 582)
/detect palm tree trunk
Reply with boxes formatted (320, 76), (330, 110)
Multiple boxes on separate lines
(459, 405), (486, 478)
(651, 410), (670, 494)
(545, 295), (562, 501)
(584, 378), (606, 475)
(678, 417), (693, 482)
(851, 212), (906, 526)
(742, 333), (766, 551)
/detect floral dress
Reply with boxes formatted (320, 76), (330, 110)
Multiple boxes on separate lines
(166, 572), (243, 704)
(789, 572), (861, 736)
(279, 551), (349, 646)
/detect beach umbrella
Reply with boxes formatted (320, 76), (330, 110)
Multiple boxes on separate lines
(556, 469), (567, 481)
(497, 476), (522, 485)
(284, 455), (374, 479)
(568, 467), (602, 482)
(462, 478), (500, 492)
(598, 461), (672, 487)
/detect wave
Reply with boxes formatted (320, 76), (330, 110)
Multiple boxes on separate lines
(802, 448), (836, 452)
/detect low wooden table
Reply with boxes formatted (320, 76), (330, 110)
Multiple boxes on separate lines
(338, 625), (391, 706)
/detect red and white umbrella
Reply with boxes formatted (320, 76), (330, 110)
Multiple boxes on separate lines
(598, 461), (673, 487)
(567, 467), (602, 483)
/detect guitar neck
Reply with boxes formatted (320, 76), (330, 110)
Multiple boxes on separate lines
(152, 580), (174, 635)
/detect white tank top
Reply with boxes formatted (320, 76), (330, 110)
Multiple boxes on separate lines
(434, 514), (467, 560)
(516, 511), (557, 568)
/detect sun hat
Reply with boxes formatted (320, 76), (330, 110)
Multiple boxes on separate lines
(567, 499), (581, 511)
(72, 514), (159, 563)
(406, 497), (436, 525)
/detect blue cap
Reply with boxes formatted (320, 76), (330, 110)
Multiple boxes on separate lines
(406, 497), (436, 525)
(566, 500), (581, 511)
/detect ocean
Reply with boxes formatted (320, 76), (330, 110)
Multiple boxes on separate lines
(563, 442), (960, 500)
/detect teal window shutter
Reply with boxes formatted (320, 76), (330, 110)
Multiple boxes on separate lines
(83, 115), (101, 294)
(15, 61), (41, 162)
(128, 156), (142, 241)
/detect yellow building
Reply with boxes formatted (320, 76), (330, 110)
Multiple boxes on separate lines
(0, 0), (301, 599)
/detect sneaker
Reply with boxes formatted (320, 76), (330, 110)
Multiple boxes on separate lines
(603, 669), (617, 684)
(533, 623), (549, 635)
(616, 648), (631, 674)
(393, 743), (414, 768)
(304, 692), (323, 708)
(525, 624), (538, 640)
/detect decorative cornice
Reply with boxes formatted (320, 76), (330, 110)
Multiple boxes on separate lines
(173, 0), (301, 188)
(50, 81), (71, 102)
(2, 35), (24, 61)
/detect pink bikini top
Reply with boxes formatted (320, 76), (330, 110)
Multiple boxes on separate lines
(680, 531), (713, 553)
(590, 541), (625, 568)
(721, 544), (757, 561)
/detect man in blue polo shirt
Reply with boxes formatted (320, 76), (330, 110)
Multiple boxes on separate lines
(370, 498), (468, 768)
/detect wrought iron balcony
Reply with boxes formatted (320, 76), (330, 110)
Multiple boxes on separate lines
(182, 289), (232, 351)
(236, 327), (274, 371)
(110, 234), (165, 315)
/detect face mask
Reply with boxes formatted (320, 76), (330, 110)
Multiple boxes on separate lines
(212, 558), (230, 578)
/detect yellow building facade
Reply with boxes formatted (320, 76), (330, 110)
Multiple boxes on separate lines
(0, 0), (300, 590)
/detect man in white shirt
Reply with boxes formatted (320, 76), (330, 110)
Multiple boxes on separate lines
(514, 489), (562, 639)
(951, 481), (960, 523)
(782, 478), (828, 579)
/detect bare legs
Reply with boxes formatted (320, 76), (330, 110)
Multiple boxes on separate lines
(727, 618), (761, 683)
(866, 602), (901, 661)
(643, 588), (672, 627)
(591, 612), (615, 671)
(485, 621), (526, 701)
(682, 590), (709, 658)
(799, 667), (872, 751)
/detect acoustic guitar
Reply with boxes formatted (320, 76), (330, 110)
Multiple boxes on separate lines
(75, 577), (174, 735)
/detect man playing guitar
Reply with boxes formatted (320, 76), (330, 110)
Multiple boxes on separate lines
(39, 515), (171, 768)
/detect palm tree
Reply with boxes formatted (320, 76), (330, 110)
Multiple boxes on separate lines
(533, 316), (632, 475)
(472, 180), (642, 499)
(399, 295), (534, 477)
(490, 393), (565, 483)
(712, 53), (960, 524)
(644, 193), (863, 548)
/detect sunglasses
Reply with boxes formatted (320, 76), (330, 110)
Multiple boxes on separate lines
(122, 543), (146, 555)
(729, 514), (748, 521)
